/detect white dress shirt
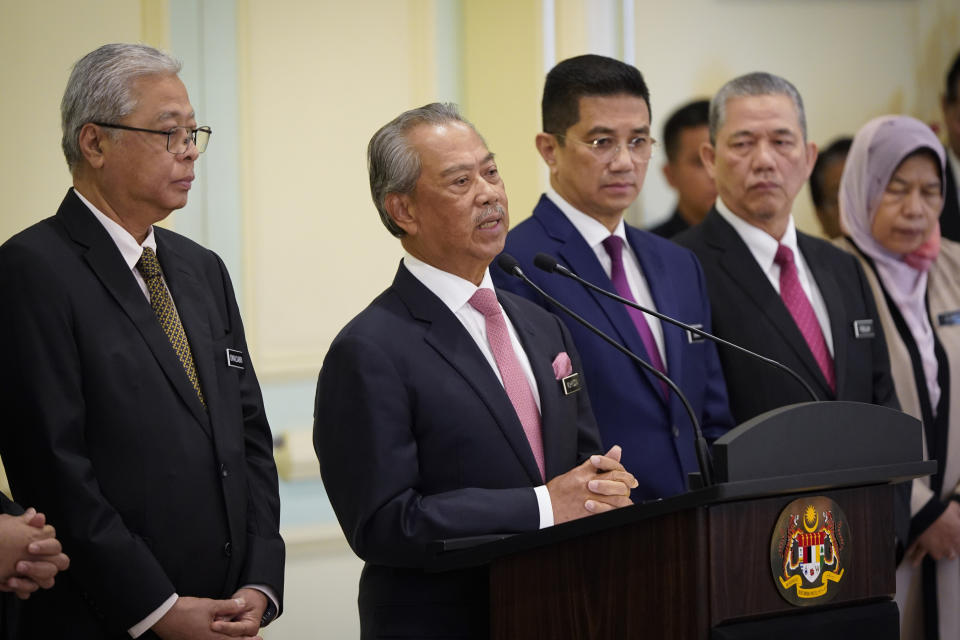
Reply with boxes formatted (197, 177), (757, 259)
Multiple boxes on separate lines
(545, 188), (666, 365)
(402, 253), (554, 528)
(76, 188), (279, 637)
(714, 197), (835, 356)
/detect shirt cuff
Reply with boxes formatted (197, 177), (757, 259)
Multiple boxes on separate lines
(534, 485), (554, 529)
(129, 593), (177, 638)
(241, 584), (280, 623)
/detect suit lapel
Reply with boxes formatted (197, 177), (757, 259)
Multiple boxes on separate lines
(626, 225), (682, 402)
(703, 210), (830, 394)
(797, 234), (845, 397)
(156, 234), (216, 434)
(57, 191), (211, 434)
(535, 197), (667, 402)
(392, 265), (543, 485)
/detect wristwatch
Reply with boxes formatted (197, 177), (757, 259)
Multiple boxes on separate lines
(260, 599), (278, 626)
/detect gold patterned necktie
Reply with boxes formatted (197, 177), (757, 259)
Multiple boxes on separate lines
(136, 247), (206, 406)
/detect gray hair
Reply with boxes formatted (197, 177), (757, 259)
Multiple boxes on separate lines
(709, 72), (807, 145)
(367, 102), (478, 237)
(61, 43), (182, 172)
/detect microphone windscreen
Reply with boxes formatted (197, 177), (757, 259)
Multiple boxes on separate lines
(533, 253), (559, 273)
(496, 253), (521, 277)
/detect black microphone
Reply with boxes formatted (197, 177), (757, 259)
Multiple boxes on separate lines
(532, 252), (819, 403)
(496, 253), (714, 488)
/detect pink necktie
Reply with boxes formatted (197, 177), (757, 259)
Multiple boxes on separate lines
(774, 244), (836, 393)
(469, 288), (545, 480)
(601, 235), (669, 398)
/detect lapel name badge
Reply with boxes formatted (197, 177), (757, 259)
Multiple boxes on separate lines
(852, 319), (875, 339)
(562, 373), (582, 395)
(686, 323), (705, 344)
(225, 349), (245, 369)
(938, 310), (960, 327)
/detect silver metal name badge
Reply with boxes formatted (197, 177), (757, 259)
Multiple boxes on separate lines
(686, 323), (705, 344)
(852, 319), (875, 339)
(225, 348), (245, 369)
(562, 373), (582, 395)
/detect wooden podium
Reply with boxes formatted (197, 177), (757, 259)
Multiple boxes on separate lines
(429, 402), (934, 639)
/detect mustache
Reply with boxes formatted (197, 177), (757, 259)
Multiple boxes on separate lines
(474, 204), (506, 225)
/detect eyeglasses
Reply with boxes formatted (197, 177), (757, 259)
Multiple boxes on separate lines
(553, 133), (657, 164)
(92, 122), (212, 154)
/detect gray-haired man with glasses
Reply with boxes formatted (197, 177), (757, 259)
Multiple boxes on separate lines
(0, 43), (284, 639)
(493, 54), (733, 501)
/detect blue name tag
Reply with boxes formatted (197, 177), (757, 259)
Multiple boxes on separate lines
(938, 310), (960, 327)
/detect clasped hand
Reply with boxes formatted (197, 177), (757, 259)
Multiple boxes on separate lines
(0, 507), (70, 599)
(906, 500), (960, 566)
(153, 587), (268, 640)
(547, 445), (638, 524)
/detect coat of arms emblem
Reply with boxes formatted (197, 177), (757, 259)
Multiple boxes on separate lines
(770, 496), (851, 605)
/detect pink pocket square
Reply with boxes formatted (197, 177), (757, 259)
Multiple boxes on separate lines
(552, 352), (573, 380)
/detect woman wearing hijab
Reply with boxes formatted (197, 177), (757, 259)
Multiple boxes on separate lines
(837, 115), (960, 640)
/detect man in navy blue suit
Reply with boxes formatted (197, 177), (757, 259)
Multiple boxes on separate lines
(493, 55), (733, 501)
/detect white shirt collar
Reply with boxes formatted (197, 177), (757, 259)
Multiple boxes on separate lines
(401, 252), (495, 314)
(714, 196), (799, 272)
(73, 187), (157, 270)
(545, 188), (627, 248)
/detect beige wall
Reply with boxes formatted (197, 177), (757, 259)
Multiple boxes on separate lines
(237, 0), (439, 377)
(0, 1), (147, 241)
(631, 0), (960, 234)
(2, 1), (960, 637)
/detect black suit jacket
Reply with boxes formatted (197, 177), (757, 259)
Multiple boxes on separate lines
(0, 190), (284, 638)
(674, 208), (898, 423)
(0, 494), (21, 640)
(941, 153), (960, 243)
(649, 209), (690, 238)
(314, 263), (602, 639)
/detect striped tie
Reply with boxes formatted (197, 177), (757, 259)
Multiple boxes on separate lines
(136, 247), (206, 406)
(774, 244), (835, 393)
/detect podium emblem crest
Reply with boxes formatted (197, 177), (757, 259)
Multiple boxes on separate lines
(770, 496), (850, 606)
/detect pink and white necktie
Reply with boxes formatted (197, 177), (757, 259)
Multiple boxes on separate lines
(469, 288), (545, 480)
(774, 244), (836, 393)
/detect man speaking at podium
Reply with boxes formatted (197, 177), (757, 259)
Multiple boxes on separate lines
(314, 103), (638, 639)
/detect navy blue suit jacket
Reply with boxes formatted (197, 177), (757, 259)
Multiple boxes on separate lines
(314, 262), (602, 639)
(492, 195), (733, 501)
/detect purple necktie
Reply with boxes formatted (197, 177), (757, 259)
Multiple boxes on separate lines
(774, 244), (836, 393)
(469, 288), (545, 480)
(601, 235), (668, 397)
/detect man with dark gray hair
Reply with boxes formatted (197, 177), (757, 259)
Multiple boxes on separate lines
(0, 43), (284, 639)
(675, 72), (898, 423)
(315, 102), (637, 638)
